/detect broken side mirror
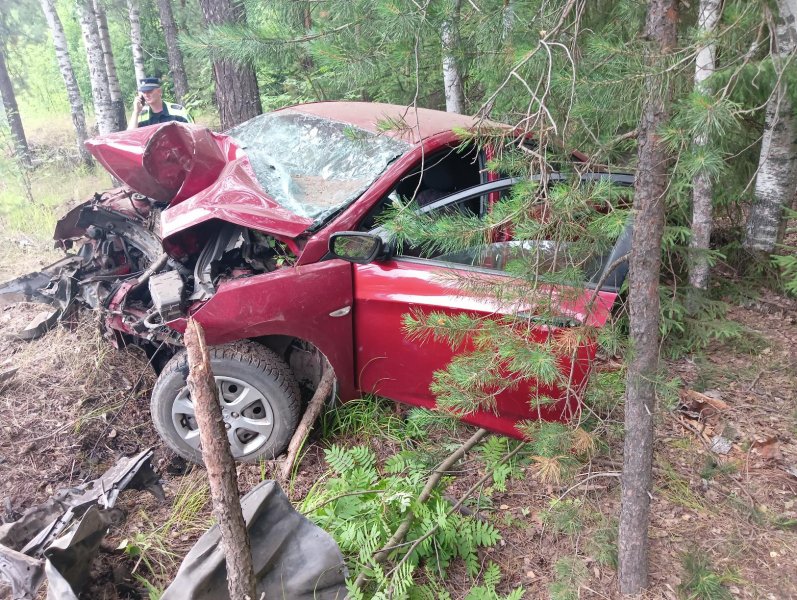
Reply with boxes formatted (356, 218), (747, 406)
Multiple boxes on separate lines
(329, 232), (383, 264)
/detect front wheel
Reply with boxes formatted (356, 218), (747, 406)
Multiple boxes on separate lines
(150, 342), (300, 464)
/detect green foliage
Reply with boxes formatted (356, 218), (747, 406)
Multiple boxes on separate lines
(549, 557), (588, 600)
(587, 520), (618, 569)
(679, 551), (741, 600)
(303, 444), (503, 597)
(540, 499), (585, 536)
(462, 562), (524, 600)
(476, 436), (527, 492)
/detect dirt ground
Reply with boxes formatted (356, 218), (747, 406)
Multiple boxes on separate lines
(0, 278), (795, 598)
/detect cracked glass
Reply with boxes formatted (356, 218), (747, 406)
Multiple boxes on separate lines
(227, 110), (411, 222)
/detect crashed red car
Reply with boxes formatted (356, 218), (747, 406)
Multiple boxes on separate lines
(0, 102), (632, 463)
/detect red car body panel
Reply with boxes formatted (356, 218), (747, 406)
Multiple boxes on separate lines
(49, 101), (625, 439)
(351, 260), (615, 438)
(185, 260), (357, 400)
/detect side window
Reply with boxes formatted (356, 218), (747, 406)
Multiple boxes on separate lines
(391, 174), (633, 291)
(357, 144), (483, 232)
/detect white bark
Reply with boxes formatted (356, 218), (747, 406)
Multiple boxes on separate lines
(442, 0), (465, 114)
(744, 0), (797, 252)
(78, 0), (116, 136)
(40, 0), (93, 165)
(502, 0), (515, 41)
(93, 0), (125, 130)
(128, 0), (146, 83)
(688, 0), (722, 291)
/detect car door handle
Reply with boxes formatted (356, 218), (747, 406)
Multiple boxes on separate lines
(329, 306), (351, 317)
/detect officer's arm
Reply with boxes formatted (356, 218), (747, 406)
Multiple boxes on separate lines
(128, 96), (144, 130)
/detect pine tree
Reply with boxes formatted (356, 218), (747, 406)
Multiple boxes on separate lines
(618, 0), (678, 593)
(197, 0), (261, 129)
(156, 0), (189, 102)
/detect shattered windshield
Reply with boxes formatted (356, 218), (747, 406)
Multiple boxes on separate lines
(227, 110), (411, 221)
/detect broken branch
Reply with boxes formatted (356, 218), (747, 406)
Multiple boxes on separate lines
(280, 364), (335, 481)
(185, 319), (257, 600)
(353, 427), (488, 590)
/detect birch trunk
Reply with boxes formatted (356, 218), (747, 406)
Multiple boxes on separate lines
(688, 0), (722, 292)
(744, 0), (797, 253)
(197, 0), (262, 130)
(128, 0), (146, 83)
(93, 0), (125, 130)
(0, 46), (32, 169)
(78, 0), (116, 136)
(441, 0), (465, 114)
(502, 0), (515, 41)
(618, 0), (677, 595)
(40, 0), (93, 166)
(156, 0), (189, 102)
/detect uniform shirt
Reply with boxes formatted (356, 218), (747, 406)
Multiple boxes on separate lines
(137, 102), (193, 127)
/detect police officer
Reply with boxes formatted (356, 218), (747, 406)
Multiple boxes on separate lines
(128, 77), (193, 130)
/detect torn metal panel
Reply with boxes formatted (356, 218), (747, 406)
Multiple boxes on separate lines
(161, 480), (347, 600)
(0, 545), (44, 600)
(0, 449), (162, 599)
(44, 506), (124, 600)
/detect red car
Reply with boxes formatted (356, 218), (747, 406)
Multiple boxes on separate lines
(2, 102), (631, 463)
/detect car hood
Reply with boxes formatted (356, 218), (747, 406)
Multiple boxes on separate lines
(84, 123), (312, 241)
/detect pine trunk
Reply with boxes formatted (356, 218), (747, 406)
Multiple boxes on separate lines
(40, 0), (93, 166)
(197, 0), (261, 130)
(93, 0), (125, 130)
(743, 0), (797, 253)
(78, 0), (116, 136)
(441, 0), (465, 114)
(688, 0), (722, 293)
(0, 46), (32, 169)
(618, 0), (677, 595)
(156, 0), (189, 102)
(128, 0), (146, 83)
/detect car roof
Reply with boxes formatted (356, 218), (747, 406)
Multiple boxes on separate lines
(283, 101), (506, 145)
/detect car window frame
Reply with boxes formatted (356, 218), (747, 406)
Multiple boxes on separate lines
(370, 173), (634, 293)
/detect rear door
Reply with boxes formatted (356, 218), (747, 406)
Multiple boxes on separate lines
(350, 178), (626, 437)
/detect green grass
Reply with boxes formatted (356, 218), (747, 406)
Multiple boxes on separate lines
(679, 551), (742, 600)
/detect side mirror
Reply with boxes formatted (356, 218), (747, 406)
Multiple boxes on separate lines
(329, 232), (383, 264)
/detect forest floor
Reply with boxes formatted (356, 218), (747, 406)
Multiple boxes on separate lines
(0, 135), (796, 599)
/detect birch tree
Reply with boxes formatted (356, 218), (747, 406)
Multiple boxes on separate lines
(0, 44), (31, 169)
(156, 0), (189, 102)
(688, 0), (722, 293)
(40, 0), (93, 166)
(93, 0), (125, 130)
(78, 0), (116, 136)
(127, 0), (146, 83)
(618, 0), (677, 594)
(743, 0), (797, 253)
(441, 0), (465, 114)
(197, 0), (261, 130)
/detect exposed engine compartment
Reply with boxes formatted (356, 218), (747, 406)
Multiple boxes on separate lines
(0, 186), (296, 352)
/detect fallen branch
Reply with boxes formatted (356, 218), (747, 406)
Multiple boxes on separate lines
(185, 319), (257, 600)
(384, 440), (527, 587)
(280, 364), (335, 481)
(353, 427), (489, 590)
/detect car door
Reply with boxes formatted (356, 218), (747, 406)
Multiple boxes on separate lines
(349, 178), (628, 438)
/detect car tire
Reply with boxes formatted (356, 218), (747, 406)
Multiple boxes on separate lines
(150, 341), (301, 465)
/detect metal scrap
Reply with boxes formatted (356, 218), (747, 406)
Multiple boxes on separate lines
(0, 449), (162, 600)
